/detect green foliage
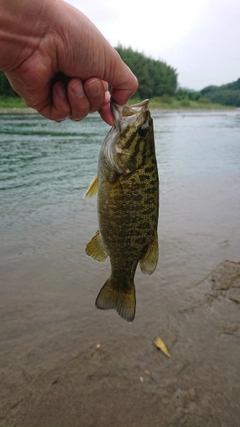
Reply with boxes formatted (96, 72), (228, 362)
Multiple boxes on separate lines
(201, 78), (240, 106)
(198, 97), (210, 103)
(115, 45), (178, 99)
(136, 96), (232, 110)
(176, 87), (201, 101)
(0, 71), (19, 97)
(0, 96), (25, 108)
(180, 99), (190, 107)
(160, 94), (173, 104)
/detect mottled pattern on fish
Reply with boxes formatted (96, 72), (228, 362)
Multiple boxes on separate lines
(84, 99), (159, 322)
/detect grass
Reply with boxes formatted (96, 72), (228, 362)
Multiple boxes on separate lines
(129, 95), (235, 110)
(0, 95), (235, 112)
(0, 96), (26, 108)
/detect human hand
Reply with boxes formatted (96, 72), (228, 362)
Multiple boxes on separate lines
(0, 0), (138, 125)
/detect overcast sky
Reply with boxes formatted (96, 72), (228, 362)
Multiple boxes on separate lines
(67, 0), (240, 90)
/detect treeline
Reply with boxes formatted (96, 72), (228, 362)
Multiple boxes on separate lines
(0, 72), (18, 97)
(115, 45), (178, 99)
(201, 78), (240, 107)
(0, 47), (178, 100)
(175, 87), (201, 101)
(2, 47), (239, 108)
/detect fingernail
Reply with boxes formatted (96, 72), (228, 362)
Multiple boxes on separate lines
(71, 81), (84, 98)
(56, 82), (66, 99)
(88, 81), (102, 97)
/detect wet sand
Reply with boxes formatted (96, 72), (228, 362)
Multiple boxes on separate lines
(0, 229), (240, 427)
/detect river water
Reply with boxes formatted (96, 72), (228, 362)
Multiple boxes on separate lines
(0, 110), (240, 425)
(1, 111), (240, 272)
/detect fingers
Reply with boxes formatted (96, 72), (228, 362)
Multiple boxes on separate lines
(68, 77), (105, 121)
(22, 76), (113, 125)
(67, 79), (90, 121)
(98, 90), (114, 126)
(51, 81), (71, 122)
(83, 78), (105, 113)
(68, 78), (114, 125)
(49, 77), (109, 122)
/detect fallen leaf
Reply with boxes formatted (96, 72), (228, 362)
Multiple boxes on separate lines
(153, 337), (171, 357)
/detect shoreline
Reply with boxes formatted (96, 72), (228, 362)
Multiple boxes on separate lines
(0, 106), (36, 114)
(0, 106), (238, 115)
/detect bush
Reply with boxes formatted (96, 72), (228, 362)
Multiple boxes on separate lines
(198, 97), (210, 103)
(180, 100), (190, 107)
(160, 94), (173, 104)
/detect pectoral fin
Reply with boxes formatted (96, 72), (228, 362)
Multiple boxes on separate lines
(85, 230), (108, 262)
(83, 175), (98, 198)
(139, 232), (159, 274)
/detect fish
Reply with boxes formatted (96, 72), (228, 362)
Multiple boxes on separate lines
(84, 99), (159, 322)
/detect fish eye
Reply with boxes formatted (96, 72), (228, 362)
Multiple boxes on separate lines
(138, 125), (148, 138)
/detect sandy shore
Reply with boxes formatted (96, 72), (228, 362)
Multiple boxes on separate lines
(0, 259), (239, 427)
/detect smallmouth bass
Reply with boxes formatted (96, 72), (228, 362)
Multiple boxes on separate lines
(84, 99), (159, 322)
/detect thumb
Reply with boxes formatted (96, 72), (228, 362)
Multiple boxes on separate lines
(104, 50), (139, 105)
(56, 5), (138, 105)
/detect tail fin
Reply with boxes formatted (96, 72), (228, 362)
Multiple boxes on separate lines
(95, 278), (136, 322)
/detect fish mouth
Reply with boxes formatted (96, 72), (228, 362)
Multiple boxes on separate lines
(111, 99), (149, 125)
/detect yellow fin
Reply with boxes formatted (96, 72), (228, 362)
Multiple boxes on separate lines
(83, 175), (98, 198)
(95, 278), (136, 322)
(85, 230), (108, 262)
(153, 337), (171, 357)
(139, 232), (159, 274)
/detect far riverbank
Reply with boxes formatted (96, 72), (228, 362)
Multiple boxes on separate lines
(0, 95), (236, 115)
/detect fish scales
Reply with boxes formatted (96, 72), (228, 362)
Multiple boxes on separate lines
(84, 99), (159, 322)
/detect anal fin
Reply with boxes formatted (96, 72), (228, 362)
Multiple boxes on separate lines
(139, 232), (159, 274)
(85, 230), (108, 262)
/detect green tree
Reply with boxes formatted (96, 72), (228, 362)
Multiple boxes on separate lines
(176, 87), (201, 101)
(201, 78), (240, 106)
(0, 71), (19, 97)
(115, 46), (178, 99)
